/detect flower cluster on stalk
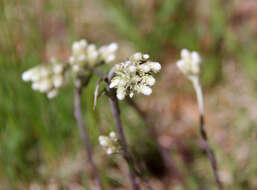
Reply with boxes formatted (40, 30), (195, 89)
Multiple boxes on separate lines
(99, 131), (120, 155)
(109, 52), (161, 100)
(69, 39), (118, 74)
(22, 58), (67, 98)
(22, 39), (118, 98)
(176, 49), (201, 80)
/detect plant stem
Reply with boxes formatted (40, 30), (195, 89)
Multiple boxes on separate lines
(108, 94), (141, 190)
(107, 90), (156, 190)
(105, 68), (141, 190)
(191, 77), (223, 190)
(74, 85), (104, 190)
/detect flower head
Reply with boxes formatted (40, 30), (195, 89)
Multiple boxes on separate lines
(98, 43), (118, 63)
(109, 52), (161, 100)
(99, 131), (120, 155)
(22, 58), (67, 98)
(69, 39), (118, 74)
(176, 49), (201, 78)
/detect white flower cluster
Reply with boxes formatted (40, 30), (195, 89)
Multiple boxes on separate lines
(69, 39), (118, 73)
(176, 49), (201, 79)
(99, 131), (120, 155)
(22, 58), (66, 99)
(109, 52), (161, 100)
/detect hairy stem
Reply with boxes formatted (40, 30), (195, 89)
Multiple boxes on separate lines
(74, 86), (104, 190)
(108, 95), (141, 190)
(105, 68), (141, 190)
(191, 77), (223, 190)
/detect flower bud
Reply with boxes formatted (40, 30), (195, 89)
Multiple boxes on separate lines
(144, 75), (155, 86)
(53, 74), (63, 88)
(140, 85), (152, 95)
(99, 132), (120, 155)
(148, 62), (161, 72)
(39, 79), (52, 92)
(176, 49), (201, 77)
(22, 70), (33, 81)
(110, 52), (160, 100)
(117, 88), (126, 100)
(47, 89), (58, 99)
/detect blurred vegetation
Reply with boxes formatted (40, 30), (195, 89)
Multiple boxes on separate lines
(0, 0), (257, 189)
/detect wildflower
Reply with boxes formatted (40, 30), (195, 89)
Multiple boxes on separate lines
(109, 52), (161, 100)
(99, 131), (120, 155)
(69, 39), (118, 73)
(176, 49), (204, 114)
(22, 58), (67, 99)
(176, 49), (201, 79)
(98, 43), (118, 63)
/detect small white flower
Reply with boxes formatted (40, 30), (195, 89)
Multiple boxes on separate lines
(139, 64), (151, 72)
(72, 40), (87, 57)
(138, 85), (152, 95)
(109, 78), (120, 89)
(132, 52), (142, 61)
(39, 79), (52, 92)
(110, 52), (161, 100)
(128, 65), (136, 73)
(108, 43), (118, 52)
(144, 75), (156, 86)
(117, 87), (126, 100)
(143, 54), (150, 60)
(69, 40), (118, 74)
(31, 73), (41, 82)
(105, 54), (116, 63)
(72, 64), (80, 73)
(47, 89), (58, 99)
(22, 69), (35, 81)
(32, 81), (41, 90)
(53, 64), (63, 74)
(176, 49), (201, 77)
(99, 136), (109, 147)
(22, 59), (67, 99)
(106, 147), (114, 155)
(53, 74), (63, 88)
(109, 131), (118, 141)
(78, 54), (86, 62)
(147, 62), (161, 73)
(99, 132), (120, 155)
(177, 49), (205, 114)
(40, 67), (51, 78)
(98, 43), (118, 63)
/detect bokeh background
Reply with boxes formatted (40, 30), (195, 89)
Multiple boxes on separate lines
(1, 0), (257, 189)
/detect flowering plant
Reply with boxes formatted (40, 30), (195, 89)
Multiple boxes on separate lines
(22, 39), (118, 99)
(99, 131), (120, 155)
(109, 52), (161, 100)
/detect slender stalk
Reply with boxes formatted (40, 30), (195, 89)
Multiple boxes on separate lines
(191, 77), (223, 190)
(74, 85), (104, 190)
(108, 90), (156, 190)
(108, 94), (141, 190)
(105, 68), (141, 190)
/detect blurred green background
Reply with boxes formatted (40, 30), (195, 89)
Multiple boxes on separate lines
(1, 0), (257, 189)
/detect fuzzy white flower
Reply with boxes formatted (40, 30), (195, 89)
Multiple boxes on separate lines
(69, 39), (118, 74)
(22, 58), (67, 99)
(109, 52), (161, 100)
(98, 131), (120, 155)
(176, 49), (204, 114)
(99, 136), (109, 147)
(176, 49), (201, 78)
(98, 43), (118, 63)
